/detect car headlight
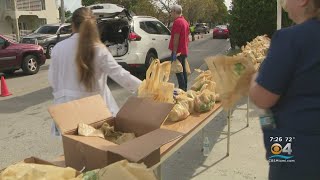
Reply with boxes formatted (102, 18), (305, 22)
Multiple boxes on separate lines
(37, 39), (47, 44)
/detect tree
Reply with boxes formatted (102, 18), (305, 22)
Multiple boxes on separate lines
(58, 7), (72, 21)
(228, 0), (293, 48)
(153, 0), (176, 27)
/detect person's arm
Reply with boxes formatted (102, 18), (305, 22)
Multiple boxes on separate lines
(48, 46), (57, 89)
(98, 46), (141, 93)
(170, 21), (182, 61)
(173, 33), (180, 53)
(249, 30), (297, 109)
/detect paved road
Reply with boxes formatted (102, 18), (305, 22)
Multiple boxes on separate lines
(0, 35), (232, 177)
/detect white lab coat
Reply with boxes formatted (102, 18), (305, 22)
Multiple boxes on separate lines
(48, 33), (141, 136)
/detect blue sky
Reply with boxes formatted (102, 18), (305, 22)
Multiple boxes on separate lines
(61, 0), (232, 12)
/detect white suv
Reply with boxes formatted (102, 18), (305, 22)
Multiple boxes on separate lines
(89, 4), (172, 74)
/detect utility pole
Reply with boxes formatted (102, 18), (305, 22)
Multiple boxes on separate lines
(60, 0), (65, 24)
(13, 0), (20, 41)
(277, 0), (282, 30)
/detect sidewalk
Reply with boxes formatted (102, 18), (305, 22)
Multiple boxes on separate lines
(162, 98), (269, 180)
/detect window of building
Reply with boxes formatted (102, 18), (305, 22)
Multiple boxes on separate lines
(6, 0), (13, 10)
(41, 0), (46, 10)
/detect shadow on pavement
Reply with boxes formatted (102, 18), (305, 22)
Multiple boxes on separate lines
(2, 65), (49, 80)
(0, 87), (52, 114)
(162, 111), (230, 180)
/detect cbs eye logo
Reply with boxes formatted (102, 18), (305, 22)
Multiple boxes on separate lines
(271, 143), (282, 155)
(271, 143), (292, 155)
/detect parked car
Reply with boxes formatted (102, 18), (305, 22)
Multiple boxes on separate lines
(89, 4), (172, 75)
(194, 23), (210, 34)
(212, 25), (230, 39)
(21, 23), (72, 58)
(0, 35), (46, 75)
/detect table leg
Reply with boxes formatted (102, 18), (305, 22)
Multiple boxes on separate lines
(247, 96), (250, 127)
(154, 165), (162, 180)
(226, 110), (231, 156)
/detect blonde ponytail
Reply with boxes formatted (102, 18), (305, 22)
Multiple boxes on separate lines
(72, 7), (102, 92)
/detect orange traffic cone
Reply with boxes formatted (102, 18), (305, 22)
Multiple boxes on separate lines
(1, 76), (12, 97)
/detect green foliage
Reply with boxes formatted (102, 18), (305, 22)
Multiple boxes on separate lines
(229, 0), (293, 47)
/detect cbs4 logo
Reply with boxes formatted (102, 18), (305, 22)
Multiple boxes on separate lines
(271, 143), (292, 155)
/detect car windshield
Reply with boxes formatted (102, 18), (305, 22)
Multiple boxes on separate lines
(35, 26), (59, 34)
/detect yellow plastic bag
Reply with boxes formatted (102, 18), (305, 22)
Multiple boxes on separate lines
(205, 55), (255, 110)
(78, 123), (136, 145)
(167, 103), (190, 122)
(0, 163), (79, 180)
(194, 89), (216, 113)
(78, 123), (104, 139)
(185, 59), (191, 75)
(175, 94), (195, 114)
(171, 60), (183, 73)
(138, 60), (174, 104)
(94, 160), (157, 180)
(186, 90), (200, 99)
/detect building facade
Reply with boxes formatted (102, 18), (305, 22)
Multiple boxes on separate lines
(0, 0), (59, 40)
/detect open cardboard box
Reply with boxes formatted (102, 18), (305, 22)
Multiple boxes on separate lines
(48, 95), (183, 171)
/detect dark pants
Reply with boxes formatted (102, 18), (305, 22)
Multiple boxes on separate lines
(269, 163), (320, 180)
(176, 55), (188, 91)
(191, 32), (195, 41)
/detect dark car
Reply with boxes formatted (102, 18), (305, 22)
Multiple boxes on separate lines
(21, 23), (72, 58)
(194, 23), (210, 34)
(0, 35), (46, 75)
(213, 25), (230, 39)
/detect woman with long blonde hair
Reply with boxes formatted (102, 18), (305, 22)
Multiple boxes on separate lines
(48, 7), (141, 136)
(249, 0), (320, 179)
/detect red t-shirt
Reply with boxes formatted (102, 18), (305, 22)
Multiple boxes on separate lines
(169, 16), (190, 55)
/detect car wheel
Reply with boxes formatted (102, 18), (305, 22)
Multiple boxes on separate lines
(145, 52), (157, 68)
(22, 55), (39, 75)
(3, 70), (16, 75)
(46, 44), (55, 58)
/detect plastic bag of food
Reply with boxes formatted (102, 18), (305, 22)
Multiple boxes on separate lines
(205, 55), (255, 110)
(175, 94), (195, 114)
(191, 77), (206, 91)
(138, 60), (174, 104)
(186, 90), (200, 99)
(78, 123), (104, 139)
(96, 160), (157, 180)
(194, 89), (216, 113)
(191, 70), (215, 92)
(171, 60), (183, 73)
(78, 122), (135, 145)
(100, 123), (136, 145)
(194, 70), (213, 82)
(167, 103), (190, 122)
(0, 163), (79, 180)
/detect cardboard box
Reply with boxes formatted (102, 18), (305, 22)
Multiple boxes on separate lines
(48, 95), (183, 171)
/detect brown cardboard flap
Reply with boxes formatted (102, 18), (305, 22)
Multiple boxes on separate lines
(115, 97), (174, 136)
(107, 129), (183, 165)
(24, 157), (55, 166)
(64, 134), (117, 148)
(48, 95), (112, 134)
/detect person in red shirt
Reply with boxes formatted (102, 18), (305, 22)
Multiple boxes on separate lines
(169, 4), (190, 91)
